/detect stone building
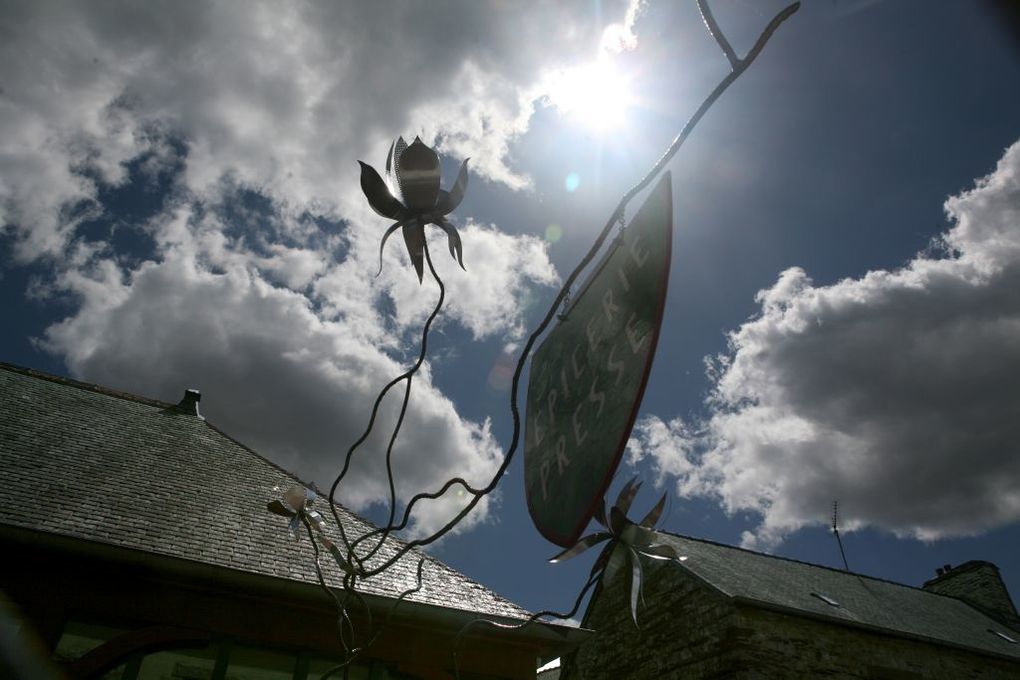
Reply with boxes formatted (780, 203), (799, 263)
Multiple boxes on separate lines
(564, 532), (1020, 679)
(0, 362), (583, 679)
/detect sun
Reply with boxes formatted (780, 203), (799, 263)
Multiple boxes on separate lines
(547, 58), (633, 133)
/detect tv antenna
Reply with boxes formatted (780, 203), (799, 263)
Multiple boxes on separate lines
(832, 501), (849, 571)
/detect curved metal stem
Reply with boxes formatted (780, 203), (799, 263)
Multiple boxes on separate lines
(335, 0), (801, 579)
(451, 571), (601, 680)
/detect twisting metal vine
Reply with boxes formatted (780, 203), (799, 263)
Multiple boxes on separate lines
(268, 0), (801, 673)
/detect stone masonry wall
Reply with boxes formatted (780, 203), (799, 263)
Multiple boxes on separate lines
(562, 561), (1020, 680)
(923, 562), (1020, 629)
(562, 560), (737, 679)
(727, 605), (1020, 680)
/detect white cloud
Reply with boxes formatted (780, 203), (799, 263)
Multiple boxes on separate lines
(39, 205), (513, 536)
(628, 140), (1020, 549)
(1, 1), (654, 538)
(0, 0), (641, 261)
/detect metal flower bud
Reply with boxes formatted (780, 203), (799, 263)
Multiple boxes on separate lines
(359, 136), (469, 283)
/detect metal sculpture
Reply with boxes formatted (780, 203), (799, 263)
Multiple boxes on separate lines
(549, 478), (677, 624)
(266, 1), (801, 674)
(360, 136), (469, 282)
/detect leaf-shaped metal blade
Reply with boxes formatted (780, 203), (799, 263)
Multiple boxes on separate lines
(602, 544), (626, 584)
(639, 543), (678, 560)
(436, 220), (465, 270)
(436, 158), (469, 215)
(387, 137), (408, 182)
(629, 547), (643, 625)
(377, 221), (406, 277)
(610, 505), (627, 537)
(396, 137), (441, 212)
(640, 493), (667, 529)
(588, 542), (614, 580)
(615, 476), (642, 517)
(548, 531), (612, 563)
(267, 500), (296, 518)
(359, 161), (404, 220)
(594, 497), (608, 528)
(402, 221), (427, 283)
(621, 522), (658, 549)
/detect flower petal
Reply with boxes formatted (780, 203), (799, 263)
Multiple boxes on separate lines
(629, 547), (643, 625)
(594, 497), (608, 528)
(437, 158), (470, 214)
(266, 500), (295, 518)
(435, 220), (465, 270)
(396, 137), (441, 211)
(387, 136), (408, 182)
(548, 531), (612, 563)
(615, 476), (642, 516)
(378, 221), (406, 276)
(639, 492), (667, 529)
(602, 543), (626, 584)
(639, 543), (678, 560)
(359, 161), (405, 220)
(610, 505), (626, 536)
(402, 220), (427, 283)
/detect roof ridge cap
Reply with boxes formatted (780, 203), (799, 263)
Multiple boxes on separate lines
(0, 361), (174, 409)
(659, 530), (943, 594)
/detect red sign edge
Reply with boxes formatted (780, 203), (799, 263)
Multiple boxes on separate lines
(529, 171), (674, 547)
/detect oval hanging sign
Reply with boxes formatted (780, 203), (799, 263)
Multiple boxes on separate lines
(525, 173), (673, 547)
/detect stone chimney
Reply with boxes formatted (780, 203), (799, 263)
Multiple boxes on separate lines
(175, 388), (204, 419)
(923, 561), (1020, 630)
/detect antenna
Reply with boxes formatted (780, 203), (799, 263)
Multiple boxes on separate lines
(832, 501), (849, 571)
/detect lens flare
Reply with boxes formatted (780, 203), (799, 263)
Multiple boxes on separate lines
(545, 223), (564, 242)
(565, 173), (581, 192)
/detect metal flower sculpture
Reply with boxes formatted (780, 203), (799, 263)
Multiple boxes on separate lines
(549, 478), (679, 624)
(268, 486), (352, 573)
(359, 136), (469, 283)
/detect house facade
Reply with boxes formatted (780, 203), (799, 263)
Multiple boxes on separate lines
(563, 533), (1020, 679)
(0, 363), (583, 679)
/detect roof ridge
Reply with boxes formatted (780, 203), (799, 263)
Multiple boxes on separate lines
(0, 360), (385, 531)
(1, 360), (524, 613)
(0, 360), (175, 409)
(660, 529), (938, 595)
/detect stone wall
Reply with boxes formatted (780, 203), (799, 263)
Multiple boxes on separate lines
(923, 562), (1020, 630)
(562, 560), (738, 679)
(563, 561), (1020, 679)
(729, 605), (1020, 680)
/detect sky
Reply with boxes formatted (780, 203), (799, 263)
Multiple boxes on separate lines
(3, 0), (1020, 619)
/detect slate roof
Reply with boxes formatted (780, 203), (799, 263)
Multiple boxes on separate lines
(0, 362), (529, 621)
(658, 532), (1020, 661)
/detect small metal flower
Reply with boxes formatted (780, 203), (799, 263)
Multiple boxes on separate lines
(267, 486), (352, 573)
(549, 478), (679, 625)
(359, 136), (469, 283)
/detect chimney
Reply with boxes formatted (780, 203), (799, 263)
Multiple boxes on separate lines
(923, 561), (1020, 630)
(175, 389), (204, 419)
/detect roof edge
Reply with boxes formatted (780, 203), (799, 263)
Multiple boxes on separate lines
(731, 595), (1020, 664)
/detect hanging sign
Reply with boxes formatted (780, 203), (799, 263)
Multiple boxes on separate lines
(525, 173), (673, 547)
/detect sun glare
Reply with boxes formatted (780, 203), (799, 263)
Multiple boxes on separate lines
(548, 59), (633, 133)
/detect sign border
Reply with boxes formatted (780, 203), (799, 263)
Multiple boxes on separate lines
(525, 171), (673, 547)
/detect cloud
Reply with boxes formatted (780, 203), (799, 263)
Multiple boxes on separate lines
(38, 204), (528, 537)
(2, 1), (649, 538)
(0, 0), (641, 261)
(628, 140), (1020, 549)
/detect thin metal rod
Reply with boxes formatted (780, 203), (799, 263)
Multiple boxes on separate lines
(344, 0), (802, 578)
(451, 571), (601, 680)
(326, 235), (446, 557)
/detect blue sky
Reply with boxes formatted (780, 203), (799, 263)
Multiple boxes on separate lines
(3, 0), (1020, 617)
